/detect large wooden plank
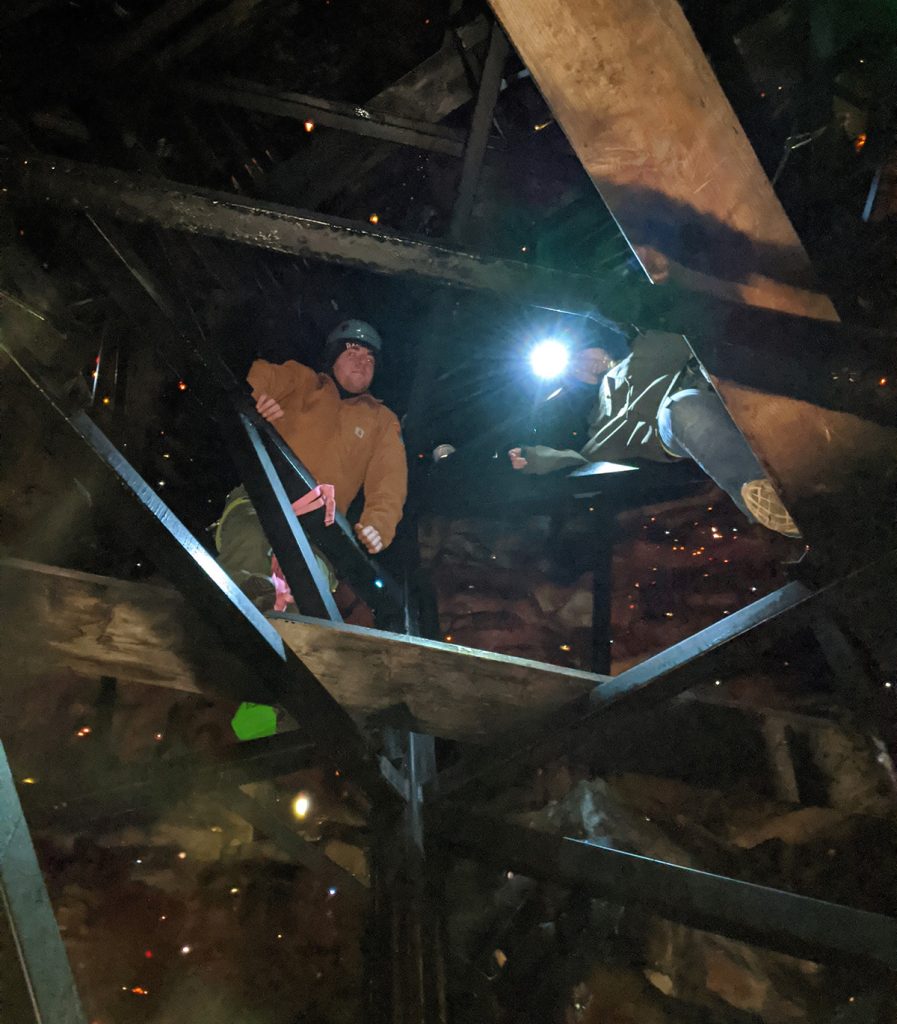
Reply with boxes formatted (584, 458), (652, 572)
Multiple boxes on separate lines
(0, 560), (600, 743)
(488, 0), (835, 320)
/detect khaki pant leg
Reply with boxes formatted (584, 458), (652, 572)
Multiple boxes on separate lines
(216, 485), (272, 583)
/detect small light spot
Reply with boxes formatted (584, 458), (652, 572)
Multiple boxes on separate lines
(21, 777), (37, 785)
(292, 792), (311, 819)
(559, 643), (572, 652)
(304, 120), (315, 133)
(177, 380), (187, 391)
(180, 945), (191, 955)
(368, 213), (379, 225)
(177, 851), (187, 860)
(230, 887), (240, 894)
(101, 396), (111, 406)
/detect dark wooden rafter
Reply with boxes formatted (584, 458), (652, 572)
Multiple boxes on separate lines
(105, 0), (211, 67)
(265, 16), (492, 209)
(0, 155), (606, 312)
(176, 78), (477, 158)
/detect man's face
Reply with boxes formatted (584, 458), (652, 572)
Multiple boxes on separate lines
(332, 342), (375, 394)
(572, 347), (614, 385)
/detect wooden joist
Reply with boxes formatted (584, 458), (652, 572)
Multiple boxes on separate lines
(488, 0), (835, 321)
(0, 560), (601, 743)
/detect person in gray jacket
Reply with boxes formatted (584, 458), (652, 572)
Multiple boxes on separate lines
(509, 330), (801, 538)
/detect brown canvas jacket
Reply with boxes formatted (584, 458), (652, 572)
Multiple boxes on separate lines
(248, 359), (407, 547)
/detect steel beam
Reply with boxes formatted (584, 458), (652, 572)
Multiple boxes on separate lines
(428, 572), (853, 801)
(177, 78), (472, 157)
(430, 807), (897, 969)
(0, 743), (89, 1024)
(0, 156), (603, 313)
(0, 296), (396, 808)
(227, 412), (343, 621)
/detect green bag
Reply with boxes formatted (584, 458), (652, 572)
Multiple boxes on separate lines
(231, 702), (277, 740)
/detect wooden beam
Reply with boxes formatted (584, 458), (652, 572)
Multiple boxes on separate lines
(2, 155), (601, 311)
(487, 0), (836, 321)
(265, 18), (491, 209)
(0, 560), (601, 743)
(177, 78), (472, 157)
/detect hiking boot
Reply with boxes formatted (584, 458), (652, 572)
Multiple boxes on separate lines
(239, 574), (277, 613)
(741, 479), (802, 538)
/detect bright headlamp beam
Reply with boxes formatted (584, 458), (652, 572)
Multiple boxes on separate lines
(529, 339), (569, 380)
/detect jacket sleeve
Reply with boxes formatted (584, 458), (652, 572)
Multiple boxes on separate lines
(359, 412), (408, 549)
(519, 445), (588, 475)
(247, 359), (318, 405)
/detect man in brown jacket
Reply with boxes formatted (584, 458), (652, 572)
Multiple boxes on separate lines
(216, 319), (407, 607)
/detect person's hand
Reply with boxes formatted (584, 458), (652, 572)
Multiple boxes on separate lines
(255, 393), (284, 423)
(508, 447), (528, 470)
(355, 523), (383, 554)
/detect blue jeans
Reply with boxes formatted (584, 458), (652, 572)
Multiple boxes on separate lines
(657, 388), (765, 518)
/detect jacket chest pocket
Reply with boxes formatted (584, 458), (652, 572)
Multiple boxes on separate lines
(340, 418), (375, 457)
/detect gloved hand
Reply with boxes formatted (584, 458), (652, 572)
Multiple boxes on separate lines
(256, 393), (284, 423)
(508, 447), (528, 470)
(355, 523), (383, 554)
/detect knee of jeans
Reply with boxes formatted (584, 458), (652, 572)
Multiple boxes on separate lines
(656, 403), (675, 449)
(662, 389), (707, 439)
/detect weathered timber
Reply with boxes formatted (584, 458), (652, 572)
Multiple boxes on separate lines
(0, 560), (602, 743)
(105, 0), (210, 66)
(487, 0), (835, 320)
(266, 17), (491, 208)
(1, 156), (601, 312)
(177, 78), (471, 157)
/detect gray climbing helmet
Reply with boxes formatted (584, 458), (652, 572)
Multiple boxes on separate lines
(326, 319), (382, 354)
